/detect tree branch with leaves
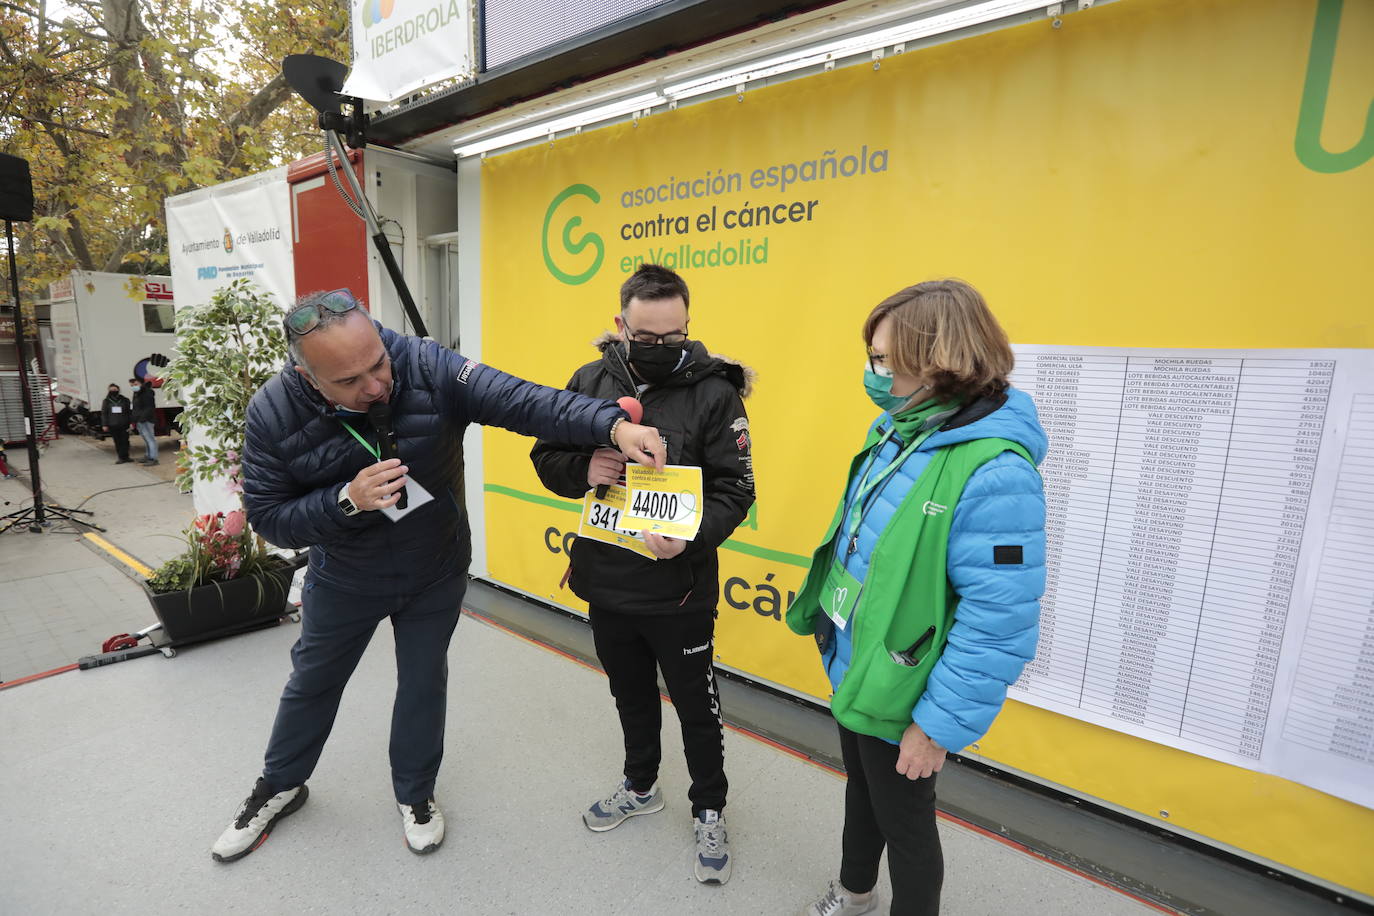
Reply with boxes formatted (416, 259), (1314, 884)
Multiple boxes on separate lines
(0, 0), (348, 300)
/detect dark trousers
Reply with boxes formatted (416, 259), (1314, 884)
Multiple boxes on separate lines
(109, 426), (130, 460)
(589, 605), (727, 815)
(838, 723), (944, 915)
(261, 573), (464, 804)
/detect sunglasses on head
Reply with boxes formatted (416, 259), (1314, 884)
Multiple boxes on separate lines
(285, 289), (359, 336)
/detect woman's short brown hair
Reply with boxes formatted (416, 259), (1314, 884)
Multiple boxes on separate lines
(862, 279), (1014, 404)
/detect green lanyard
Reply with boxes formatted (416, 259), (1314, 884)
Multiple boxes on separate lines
(841, 424), (941, 554)
(341, 421), (380, 460)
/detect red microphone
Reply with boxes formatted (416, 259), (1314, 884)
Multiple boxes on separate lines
(597, 397), (643, 498)
(618, 396), (644, 424)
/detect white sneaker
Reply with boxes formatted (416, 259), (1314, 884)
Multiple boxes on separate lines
(399, 798), (445, 854)
(801, 880), (879, 916)
(210, 778), (308, 863)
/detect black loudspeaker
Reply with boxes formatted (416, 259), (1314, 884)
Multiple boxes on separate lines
(0, 153), (33, 223)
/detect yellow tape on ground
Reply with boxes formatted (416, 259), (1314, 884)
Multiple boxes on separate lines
(83, 532), (153, 578)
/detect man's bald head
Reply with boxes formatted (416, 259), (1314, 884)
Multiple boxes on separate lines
(289, 306), (392, 411)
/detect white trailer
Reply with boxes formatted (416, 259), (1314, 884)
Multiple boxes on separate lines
(46, 270), (181, 432)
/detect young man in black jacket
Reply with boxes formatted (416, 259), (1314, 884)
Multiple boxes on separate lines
(531, 264), (755, 885)
(101, 382), (133, 464)
(129, 376), (158, 465)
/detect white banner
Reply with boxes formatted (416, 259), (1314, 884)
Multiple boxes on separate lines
(165, 167), (295, 311)
(342, 0), (474, 102)
(166, 168), (295, 516)
(1007, 345), (1374, 810)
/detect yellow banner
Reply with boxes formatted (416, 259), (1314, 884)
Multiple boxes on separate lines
(479, 0), (1374, 895)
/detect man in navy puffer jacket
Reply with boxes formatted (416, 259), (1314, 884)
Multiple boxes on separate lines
(210, 290), (663, 863)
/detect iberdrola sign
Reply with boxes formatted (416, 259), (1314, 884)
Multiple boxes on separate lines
(343, 0), (474, 103)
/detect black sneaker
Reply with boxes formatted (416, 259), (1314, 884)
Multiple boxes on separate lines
(115, 458), (132, 464)
(210, 778), (309, 863)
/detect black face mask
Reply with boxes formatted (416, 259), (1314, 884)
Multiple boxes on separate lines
(627, 340), (685, 384)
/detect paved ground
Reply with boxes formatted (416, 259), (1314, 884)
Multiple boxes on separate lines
(0, 433), (191, 680)
(0, 429), (1333, 915)
(0, 430), (1169, 915)
(0, 608), (1161, 916)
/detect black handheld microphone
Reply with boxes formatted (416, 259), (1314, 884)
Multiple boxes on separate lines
(367, 402), (406, 510)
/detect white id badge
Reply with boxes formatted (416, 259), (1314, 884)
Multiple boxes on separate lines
(380, 478), (435, 522)
(111, 406), (123, 413)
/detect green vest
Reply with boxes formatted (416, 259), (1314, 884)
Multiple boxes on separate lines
(785, 428), (1034, 742)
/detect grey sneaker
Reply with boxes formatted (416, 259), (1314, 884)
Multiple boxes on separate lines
(800, 880), (878, 916)
(693, 809), (731, 885)
(210, 778), (308, 863)
(583, 778), (664, 832)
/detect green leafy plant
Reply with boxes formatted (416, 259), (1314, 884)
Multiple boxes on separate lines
(166, 278), (286, 497)
(150, 279), (293, 597)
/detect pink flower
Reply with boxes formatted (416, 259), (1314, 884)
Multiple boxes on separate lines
(222, 509), (247, 537)
(225, 450), (239, 463)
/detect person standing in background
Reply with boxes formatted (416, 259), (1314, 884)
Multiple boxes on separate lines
(130, 376), (158, 465)
(102, 382), (133, 465)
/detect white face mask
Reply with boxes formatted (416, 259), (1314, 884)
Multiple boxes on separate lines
(132, 385), (142, 392)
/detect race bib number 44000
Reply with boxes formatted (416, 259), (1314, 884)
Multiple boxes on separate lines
(622, 464), (703, 540)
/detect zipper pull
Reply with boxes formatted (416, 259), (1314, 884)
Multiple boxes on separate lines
(846, 534), (859, 557)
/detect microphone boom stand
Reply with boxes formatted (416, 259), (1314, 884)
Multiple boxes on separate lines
(322, 108), (429, 339)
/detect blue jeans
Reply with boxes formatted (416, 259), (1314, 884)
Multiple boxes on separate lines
(261, 572), (465, 804)
(136, 420), (158, 460)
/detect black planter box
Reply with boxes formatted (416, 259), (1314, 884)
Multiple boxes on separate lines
(143, 555), (305, 644)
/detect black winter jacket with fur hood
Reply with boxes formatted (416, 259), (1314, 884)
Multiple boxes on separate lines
(531, 334), (756, 615)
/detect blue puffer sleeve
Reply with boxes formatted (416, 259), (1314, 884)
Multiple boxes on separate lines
(426, 340), (624, 445)
(913, 451), (1046, 751)
(241, 385), (381, 549)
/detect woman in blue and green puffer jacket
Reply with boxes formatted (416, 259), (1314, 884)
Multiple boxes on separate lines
(790, 279), (1048, 916)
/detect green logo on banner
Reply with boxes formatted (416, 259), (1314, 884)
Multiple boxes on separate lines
(542, 184), (604, 285)
(1296, 0), (1374, 174)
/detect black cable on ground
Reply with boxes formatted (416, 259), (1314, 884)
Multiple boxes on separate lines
(1, 480), (172, 536)
(69, 479), (172, 511)
(46, 480), (174, 535)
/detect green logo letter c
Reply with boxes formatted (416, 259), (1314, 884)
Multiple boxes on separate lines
(542, 184), (604, 285)
(1296, 0), (1374, 174)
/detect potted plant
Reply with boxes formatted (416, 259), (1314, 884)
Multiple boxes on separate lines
(144, 509), (301, 642)
(142, 279), (303, 643)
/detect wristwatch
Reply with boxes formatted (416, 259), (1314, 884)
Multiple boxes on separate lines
(337, 483), (362, 517)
